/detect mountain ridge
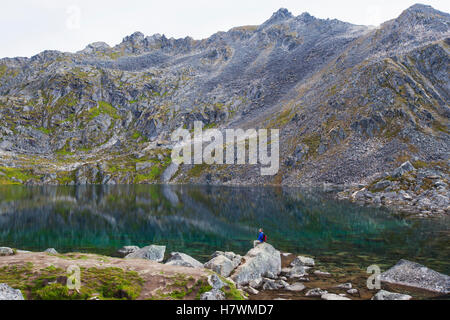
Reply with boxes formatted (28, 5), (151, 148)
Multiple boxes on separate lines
(0, 3), (448, 215)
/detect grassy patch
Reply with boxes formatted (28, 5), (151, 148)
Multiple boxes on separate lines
(88, 101), (120, 121)
(0, 264), (144, 300)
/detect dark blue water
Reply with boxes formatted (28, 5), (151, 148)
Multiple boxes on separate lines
(0, 185), (448, 274)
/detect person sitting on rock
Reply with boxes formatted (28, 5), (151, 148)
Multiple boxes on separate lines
(254, 228), (267, 247)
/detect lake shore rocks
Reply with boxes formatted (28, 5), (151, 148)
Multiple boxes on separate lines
(0, 283), (24, 300)
(125, 245), (166, 262)
(380, 259), (450, 294)
(338, 161), (449, 216)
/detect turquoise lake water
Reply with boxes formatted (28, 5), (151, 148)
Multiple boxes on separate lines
(0, 185), (448, 274)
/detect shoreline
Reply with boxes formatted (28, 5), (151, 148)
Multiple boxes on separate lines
(1, 243), (448, 301)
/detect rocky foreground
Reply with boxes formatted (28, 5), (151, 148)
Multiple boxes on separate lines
(338, 160), (449, 216)
(0, 243), (448, 300)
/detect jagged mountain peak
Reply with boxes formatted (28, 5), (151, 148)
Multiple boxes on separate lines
(262, 8), (294, 26)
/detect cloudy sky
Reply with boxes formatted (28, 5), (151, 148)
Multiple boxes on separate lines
(1, 0), (448, 58)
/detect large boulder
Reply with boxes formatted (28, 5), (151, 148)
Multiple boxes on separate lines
(117, 246), (139, 258)
(125, 245), (166, 262)
(204, 252), (242, 277)
(0, 284), (24, 300)
(380, 260), (449, 294)
(165, 252), (203, 268)
(371, 290), (412, 300)
(0, 247), (14, 256)
(231, 243), (281, 286)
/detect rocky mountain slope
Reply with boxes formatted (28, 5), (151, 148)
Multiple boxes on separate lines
(0, 4), (448, 195)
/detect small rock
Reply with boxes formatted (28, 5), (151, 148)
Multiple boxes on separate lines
(335, 283), (352, 290)
(290, 256), (315, 267)
(117, 246), (139, 258)
(44, 248), (58, 255)
(321, 293), (351, 301)
(288, 265), (309, 279)
(286, 283), (306, 292)
(200, 289), (225, 301)
(248, 278), (263, 289)
(0, 247), (14, 256)
(314, 270), (331, 277)
(371, 290), (412, 300)
(305, 288), (328, 297)
(392, 161), (416, 178)
(244, 286), (259, 295)
(208, 274), (226, 290)
(347, 289), (359, 296)
(125, 245), (166, 262)
(0, 284), (24, 300)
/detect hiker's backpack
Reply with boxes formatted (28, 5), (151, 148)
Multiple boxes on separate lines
(263, 234), (267, 242)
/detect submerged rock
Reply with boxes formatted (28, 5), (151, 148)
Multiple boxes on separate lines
(288, 265), (309, 279)
(0, 284), (24, 300)
(371, 290), (412, 300)
(0, 247), (14, 256)
(380, 260), (450, 294)
(286, 283), (306, 292)
(305, 288), (328, 297)
(321, 293), (351, 300)
(290, 256), (315, 267)
(117, 246), (140, 258)
(165, 252), (203, 268)
(125, 245), (166, 262)
(231, 243), (281, 286)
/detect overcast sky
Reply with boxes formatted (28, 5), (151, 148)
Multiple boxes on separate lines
(1, 0), (448, 58)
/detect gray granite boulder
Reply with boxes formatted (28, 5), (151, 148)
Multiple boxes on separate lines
(117, 246), (139, 258)
(371, 290), (412, 300)
(125, 245), (165, 262)
(204, 254), (240, 277)
(231, 243), (281, 286)
(380, 260), (449, 294)
(165, 252), (203, 268)
(0, 247), (14, 256)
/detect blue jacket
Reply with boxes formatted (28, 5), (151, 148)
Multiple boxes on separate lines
(257, 232), (265, 243)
